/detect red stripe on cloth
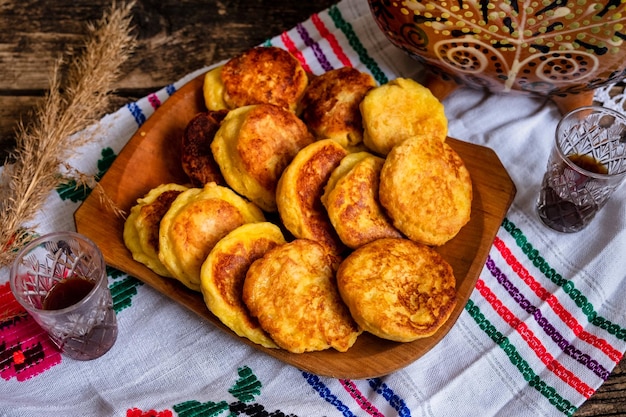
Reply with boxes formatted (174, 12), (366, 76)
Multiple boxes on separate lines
(494, 237), (623, 364)
(476, 278), (595, 399)
(311, 13), (352, 67)
(147, 93), (161, 110)
(340, 379), (384, 416)
(280, 32), (313, 73)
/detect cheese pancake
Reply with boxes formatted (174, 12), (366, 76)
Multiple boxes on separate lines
(221, 46), (308, 113)
(203, 65), (228, 111)
(200, 222), (285, 348)
(322, 152), (402, 249)
(211, 103), (315, 212)
(379, 135), (472, 246)
(360, 78), (447, 155)
(123, 183), (188, 277)
(181, 110), (228, 187)
(276, 139), (348, 255)
(337, 238), (457, 342)
(299, 67), (376, 148)
(158, 182), (265, 291)
(243, 239), (361, 353)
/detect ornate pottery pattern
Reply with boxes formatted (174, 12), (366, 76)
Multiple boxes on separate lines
(369, 0), (626, 100)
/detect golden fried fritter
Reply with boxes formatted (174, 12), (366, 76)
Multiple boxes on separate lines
(181, 110), (228, 187)
(158, 182), (265, 291)
(360, 78), (448, 155)
(379, 135), (472, 246)
(322, 152), (402, 249)
(276, 139), (348, 255)
(123, 183), (189, 277)
(299, 67), (376, 148)
(220, 46), (309, 113)
(200, 222), (285, 348)
(243, 239), (361, 353)
(203, 65), (229, 111)
(211, 103), (315, 212)
(337, 238), (457, 342)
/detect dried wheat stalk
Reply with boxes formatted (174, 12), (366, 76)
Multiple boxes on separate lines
(0, 2), (136, 268)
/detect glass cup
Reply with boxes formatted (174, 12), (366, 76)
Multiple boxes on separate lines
(10, 231), (118, 360)
(536, 106), (626, 233)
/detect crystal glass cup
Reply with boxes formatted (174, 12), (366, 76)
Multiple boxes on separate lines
(536, 106), (626, 233)
(10, 231), (118, 360)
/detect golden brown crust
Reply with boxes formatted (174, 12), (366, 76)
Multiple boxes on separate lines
(200, 222), (285, 348)
(123, 183), (189, 278)
(203, 65), (229, 111)
(181, 110), (228, 187)
(337, 238), (457, 342)
(158, 183), (265, 291)
(221, 46), (309, 113)
(322, 152), (403, 249)
(299, 67), (376, 147)
(243, 239), (361, 353)
(211, 104), (315, 212)
(379, 135), (472, 246)
(276, 139), (348, 255)
(360, 78), (448, 155)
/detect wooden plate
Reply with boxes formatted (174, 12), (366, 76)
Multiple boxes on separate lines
(75, 73), (516, 379)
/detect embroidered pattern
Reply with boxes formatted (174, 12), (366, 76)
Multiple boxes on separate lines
(485, 255), (611, 381)
(280, 32), (313, 74)
(148, 93), (162, 110)
(0, 282), (62, 381)
(303, 372), (356, 416)
(476, 278), (595, 398)
(493, 236), (622, 364)
(57, 147), (117, 202)
(328, 5), (388, 85)
(171, 366), (297, 417)
(127, 409), (173, 417)
(502, 218), (626, 345)
(368, 378), (410, 417)
(127, 101), (147, 126)
(465, 298), (578, 416)
(311, 13), (352, 67)
(110, 275), (143, 313)
(296, 22), (334, 72)
(303, 372), (411, 417)
(340, 379), (384, 416)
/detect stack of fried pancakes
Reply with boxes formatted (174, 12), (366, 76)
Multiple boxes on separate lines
(123, 46), (472, 353)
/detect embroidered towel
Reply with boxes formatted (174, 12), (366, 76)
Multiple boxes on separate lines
(1, 1), (625, 416)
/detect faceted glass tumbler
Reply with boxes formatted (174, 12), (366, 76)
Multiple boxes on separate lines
(537, 106), (626, 233)
(10, 231), (118, 360)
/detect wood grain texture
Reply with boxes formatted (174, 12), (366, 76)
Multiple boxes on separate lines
(74, 73), (516, 379)
(2, 0), (625, 413)
(0, 0), (337, 161)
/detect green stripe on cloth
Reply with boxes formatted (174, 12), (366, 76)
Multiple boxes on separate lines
(502, 218), (626, 341)
(328, 4), (388, 85)
(465, 299), (578, 417)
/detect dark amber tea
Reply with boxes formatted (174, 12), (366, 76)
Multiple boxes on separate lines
(567, 154), (608, 175)
(42, 276), (95, 310)
(11, 232), (118, 360)
(537, 106), (626, 233)
(537, 154), (608, 233)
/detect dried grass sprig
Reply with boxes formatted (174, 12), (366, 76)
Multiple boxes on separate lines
(0, 2), (136, 268)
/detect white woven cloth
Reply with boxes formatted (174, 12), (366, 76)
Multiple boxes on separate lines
(1, 1), (625, 416)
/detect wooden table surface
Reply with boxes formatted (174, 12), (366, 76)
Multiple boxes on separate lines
(1, 1), (624, 415)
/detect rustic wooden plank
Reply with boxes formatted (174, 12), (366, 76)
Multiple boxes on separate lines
(0, 0), (337, 158)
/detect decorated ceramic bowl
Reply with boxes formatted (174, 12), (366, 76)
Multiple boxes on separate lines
(368, 0), (626, 113)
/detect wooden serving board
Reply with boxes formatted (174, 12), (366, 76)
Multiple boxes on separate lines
(75, 73), (516, 379)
